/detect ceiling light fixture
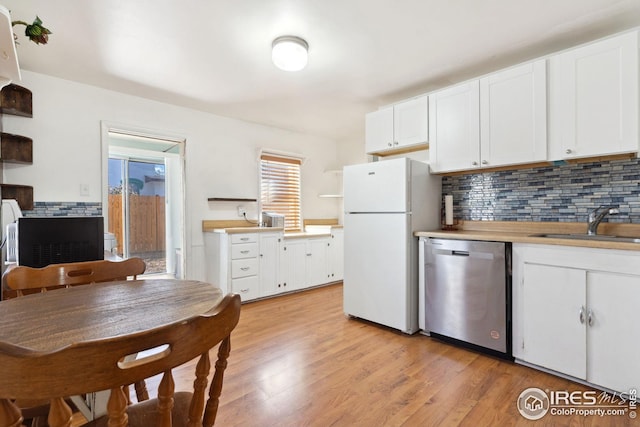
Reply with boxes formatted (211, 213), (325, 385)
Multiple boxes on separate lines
(272, 35), (308, 72)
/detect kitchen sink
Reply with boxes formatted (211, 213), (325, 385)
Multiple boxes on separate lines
(530, 233), (640, 243)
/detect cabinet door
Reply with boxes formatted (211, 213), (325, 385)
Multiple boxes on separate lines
(329, 229), (344, 281)
(394, 96), (428, 148)
(280, 239), (307, 292)
(587, 271), (640, 392)
(549, 31), (638, 160)
(521, 263), (586, 379)
(306, 238), (330, 286)
(259, 233), (280, 297)
(365, 106), (394, 154)
(480, 60), (547, 167)
(428, 81), (480, 173)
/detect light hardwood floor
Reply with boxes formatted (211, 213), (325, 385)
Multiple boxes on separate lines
(116, 284), (638, 426)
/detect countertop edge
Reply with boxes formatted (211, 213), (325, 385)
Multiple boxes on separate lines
(414, 230), (640, 251)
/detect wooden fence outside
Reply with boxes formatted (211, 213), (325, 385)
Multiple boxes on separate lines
(108, 194), (165, 255)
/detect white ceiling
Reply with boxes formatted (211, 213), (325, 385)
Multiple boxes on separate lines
(5, 0), (640, 142)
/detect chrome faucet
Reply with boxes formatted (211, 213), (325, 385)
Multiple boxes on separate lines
(587, 205), (619, 235)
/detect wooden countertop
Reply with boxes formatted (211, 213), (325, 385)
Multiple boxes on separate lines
(202, 219), (342, 236)
(415, 221), (640, 251)
(208, 226), (285, 234)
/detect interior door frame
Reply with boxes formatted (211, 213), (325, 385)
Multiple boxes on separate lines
(100, 121), (186, 276)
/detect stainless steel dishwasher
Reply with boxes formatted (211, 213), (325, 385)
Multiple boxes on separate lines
(420, 237), (512, 359)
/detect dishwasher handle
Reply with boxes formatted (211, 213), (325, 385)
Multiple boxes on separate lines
(451, 250), (469, 257)
(432, 248), (494, 260)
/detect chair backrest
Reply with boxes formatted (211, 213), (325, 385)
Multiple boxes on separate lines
(2, 258), (146, 299)
(0, 293), (241, 427)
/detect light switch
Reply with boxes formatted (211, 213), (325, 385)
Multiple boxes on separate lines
(80, 184), (90, 196)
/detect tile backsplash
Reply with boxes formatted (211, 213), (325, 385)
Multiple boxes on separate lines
(442, 157), (640, 223)
(23, 202), (102, 217)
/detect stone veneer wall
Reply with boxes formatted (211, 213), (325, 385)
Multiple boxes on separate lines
(22, 202), (102, 217)
(441, 157), (640, 223)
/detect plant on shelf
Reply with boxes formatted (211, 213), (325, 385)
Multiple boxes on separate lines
(12, 15), (51, 45)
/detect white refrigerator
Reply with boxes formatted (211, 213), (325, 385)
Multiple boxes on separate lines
(343, 158), (441, 334)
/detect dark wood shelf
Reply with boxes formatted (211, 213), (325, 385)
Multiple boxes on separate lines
(1, 133), (32, 163)
(208, 197), (258, 202)
(0, 184), (34, 210)
(0, 84), (33, 117)
(0, 83), (34, 210)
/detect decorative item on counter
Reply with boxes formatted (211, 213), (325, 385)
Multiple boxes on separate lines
(443, 194), (458, 230)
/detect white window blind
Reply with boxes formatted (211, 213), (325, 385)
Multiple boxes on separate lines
(260, 154), (302, 231)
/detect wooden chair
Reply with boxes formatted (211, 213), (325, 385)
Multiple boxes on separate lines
(2, 257), (146, 300)
(0, 293), (241, 427)
(1, 258), (147, 425)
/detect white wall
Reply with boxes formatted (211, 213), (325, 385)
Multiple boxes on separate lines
(2, 70), (347, 280)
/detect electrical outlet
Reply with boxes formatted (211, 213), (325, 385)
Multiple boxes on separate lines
(80, 183), (90, 196)
(237, 206), (246, 217)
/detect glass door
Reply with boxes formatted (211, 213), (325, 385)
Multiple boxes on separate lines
(108, 157), (167, 274)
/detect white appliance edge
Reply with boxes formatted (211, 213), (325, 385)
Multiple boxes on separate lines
(343, 158), (441, 334)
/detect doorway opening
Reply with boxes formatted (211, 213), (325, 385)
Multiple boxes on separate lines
(102, 125), (185, 277)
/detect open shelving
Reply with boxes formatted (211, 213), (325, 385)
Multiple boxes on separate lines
(0, 84), (34, 210)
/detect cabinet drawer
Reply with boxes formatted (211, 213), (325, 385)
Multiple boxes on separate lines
(231, 276), (259, 301)
(231, 243), (258, 259)
(231, 233), (257, 244)
(231, 258), (258, 278)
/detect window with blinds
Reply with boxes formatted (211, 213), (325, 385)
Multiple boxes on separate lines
(260, 154), (302, 231)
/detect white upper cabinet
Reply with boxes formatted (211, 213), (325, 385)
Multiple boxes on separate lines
(365, 106), (394, 153)
(480, 60), (547, 167)
(549, 30), (639, 160)
(365, 95), (428, 155)
(428, 81), (480, 173)
(430, 60), (546, 173)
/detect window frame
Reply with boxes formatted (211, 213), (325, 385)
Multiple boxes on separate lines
(259, 152), (303, 232)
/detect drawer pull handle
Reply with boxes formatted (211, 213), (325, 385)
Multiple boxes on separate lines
(579, 306), (585, 324)
(240, 288), (250, 293)
(240, 250), (250, 254)
(587, 309), (594, 327)
(240, 267), (250, 271)
(240, 237), (250, 241)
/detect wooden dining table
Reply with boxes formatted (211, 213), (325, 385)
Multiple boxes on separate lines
(0, 278), (224, 353)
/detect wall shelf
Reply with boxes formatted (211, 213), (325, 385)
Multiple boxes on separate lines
(1, 132), (32, 163)
(0, 84), (32, 117)
(1, 184), (33, 210)
(318, 194), (343, 198)
(0, 82), (34, 211)
(208, 197), (258, 202)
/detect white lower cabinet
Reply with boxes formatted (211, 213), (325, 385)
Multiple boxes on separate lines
(280, 238), (307, 292)
(521, 263), (587, 379)
(281, 236), (341, 290)
(258, 232), (281, 297)
(513, 244), (640, 392)
(306, 238), (330, 286)
(205, 230), (343, 302)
